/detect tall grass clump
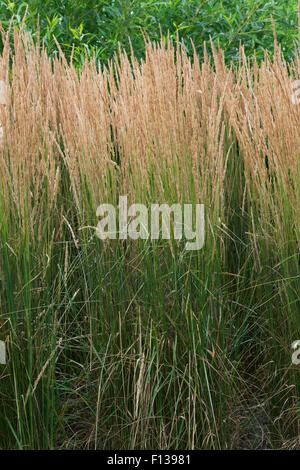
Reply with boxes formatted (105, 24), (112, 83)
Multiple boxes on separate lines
(0, 26), (299, 449)
(224, 46), (300, 447)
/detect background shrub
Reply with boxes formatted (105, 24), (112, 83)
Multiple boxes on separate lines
(0, 0), (298, 66)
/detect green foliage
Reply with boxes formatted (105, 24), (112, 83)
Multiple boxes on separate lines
(0, 0), (298, 65)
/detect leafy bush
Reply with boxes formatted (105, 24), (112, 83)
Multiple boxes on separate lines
(0, 0), (298, 65)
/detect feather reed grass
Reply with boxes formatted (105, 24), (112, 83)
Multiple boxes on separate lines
(0, 27), (299, 449)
